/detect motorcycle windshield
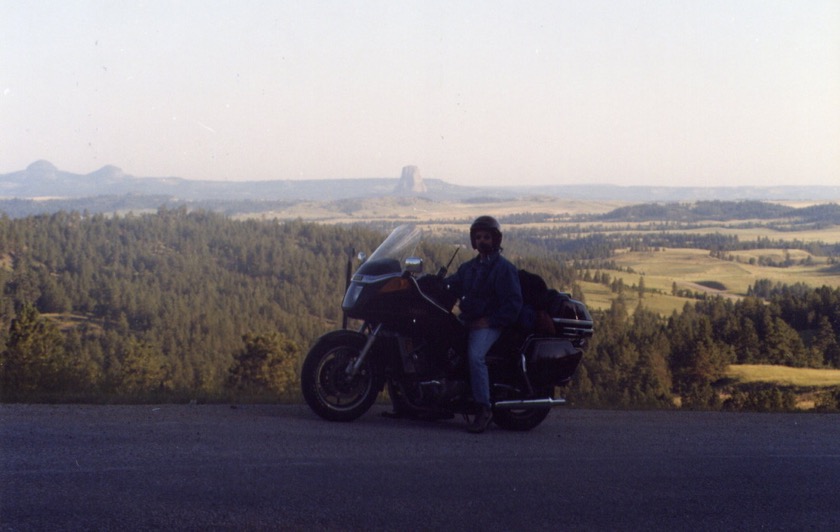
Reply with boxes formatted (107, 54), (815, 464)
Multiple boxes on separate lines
(365, 224), (423, 266)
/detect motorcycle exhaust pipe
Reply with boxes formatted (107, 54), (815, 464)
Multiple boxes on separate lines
(493, 397), (567, 410)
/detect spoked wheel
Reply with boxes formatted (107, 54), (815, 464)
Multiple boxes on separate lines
(492, 387), (553, 431)
(301, 336), (379, 422)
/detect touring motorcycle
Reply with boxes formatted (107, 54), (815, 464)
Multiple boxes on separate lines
(301, 225), (593, 431)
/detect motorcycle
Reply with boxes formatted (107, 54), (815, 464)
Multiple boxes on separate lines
(301, 224), (593, 431)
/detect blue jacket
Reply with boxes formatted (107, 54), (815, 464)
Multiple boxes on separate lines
(445, 252), (523, 329)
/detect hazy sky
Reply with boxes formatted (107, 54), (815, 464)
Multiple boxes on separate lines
(2, 1), (838, 187)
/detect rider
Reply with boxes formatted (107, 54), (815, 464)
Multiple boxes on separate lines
(446, 216), (523, 433)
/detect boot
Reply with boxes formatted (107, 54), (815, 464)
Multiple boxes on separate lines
(467, 405), (493, 433)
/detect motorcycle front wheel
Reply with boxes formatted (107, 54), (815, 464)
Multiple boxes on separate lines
(301, 336), (379, 422)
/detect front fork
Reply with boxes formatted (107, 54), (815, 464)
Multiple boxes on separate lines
(346, 323), (382, 377)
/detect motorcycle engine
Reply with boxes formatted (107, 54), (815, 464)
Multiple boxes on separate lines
(418, 378), (466, 406)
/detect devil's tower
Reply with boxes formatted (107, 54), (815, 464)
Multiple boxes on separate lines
(393, 165), (427, 194)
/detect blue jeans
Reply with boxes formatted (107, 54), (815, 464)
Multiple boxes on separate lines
(467, 328), (501, 407)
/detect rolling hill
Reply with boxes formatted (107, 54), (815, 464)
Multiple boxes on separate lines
(2, 161), (839, 219)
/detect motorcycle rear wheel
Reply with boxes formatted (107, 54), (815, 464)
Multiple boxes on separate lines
(301, 336), (379, 422)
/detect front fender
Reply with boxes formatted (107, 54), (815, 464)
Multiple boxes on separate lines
(309, 329), (368, 353)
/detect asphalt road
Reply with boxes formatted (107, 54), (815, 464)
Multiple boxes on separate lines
(2, 403), (839, 531)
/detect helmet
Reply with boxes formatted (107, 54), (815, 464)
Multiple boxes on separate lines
(469, 215), (502, 251)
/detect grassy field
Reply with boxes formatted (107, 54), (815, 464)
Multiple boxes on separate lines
(726, 364), (840, 387)
(575, 279), (690, 315)
(723, 365), (840, 410)
(249, 196), (628, 224)
(576, 247), (840, 314)
(610, 248), (840, 292)
(655, 224), (840, 245)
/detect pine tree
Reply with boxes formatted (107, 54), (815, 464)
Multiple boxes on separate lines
(227, 332), (300, 397)
(116, 338), (170, 396)
(813, 316), (840, 368)
(0, 304), (66, 398)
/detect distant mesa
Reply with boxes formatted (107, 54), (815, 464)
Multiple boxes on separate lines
(26, 160), (59, 180)
(394, 165), (427, 194)
(22, 160), (126, 182)
(89, 165), (127, 183)
(3, 160), (839, 211)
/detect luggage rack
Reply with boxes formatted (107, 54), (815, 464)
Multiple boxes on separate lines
(553, 317), (594, 339)
(549, 293), (594, 339)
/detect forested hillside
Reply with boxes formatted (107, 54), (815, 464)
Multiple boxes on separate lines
(1, 210), (839, 411)
(595, 200), (840, 223)
(0, 210), (386, 401)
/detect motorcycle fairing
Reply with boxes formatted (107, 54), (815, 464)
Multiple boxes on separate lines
(343, 273), (461, 337)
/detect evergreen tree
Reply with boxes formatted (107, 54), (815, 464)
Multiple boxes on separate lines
(227, 332), (300, 397)
(0, 304), (66, 398)
(813, 316), (840, 368)
(668, 308), (732, 409)
(115, 338), (170, 396)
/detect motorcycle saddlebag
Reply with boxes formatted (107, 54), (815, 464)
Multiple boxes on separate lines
(524, 337), (583, 387)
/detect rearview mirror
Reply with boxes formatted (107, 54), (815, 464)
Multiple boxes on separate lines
(404, 257), (423, 274)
